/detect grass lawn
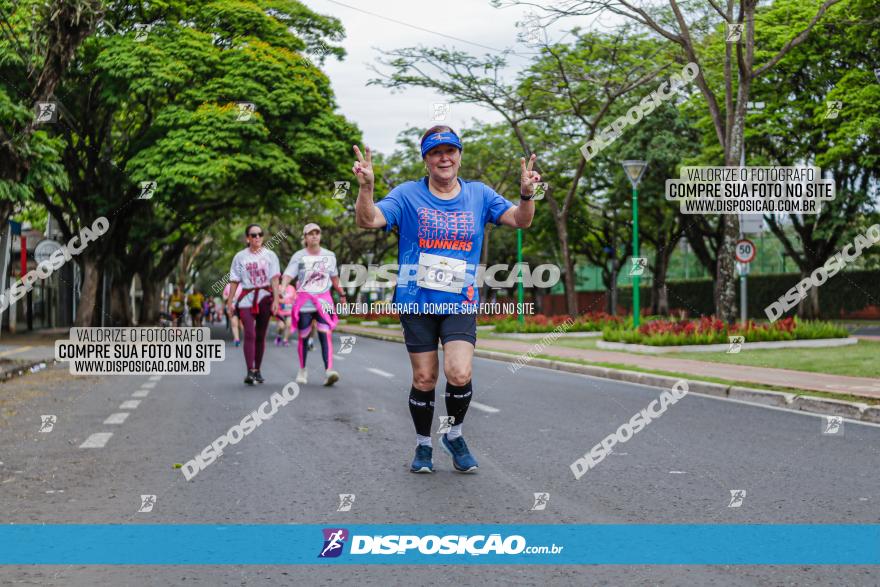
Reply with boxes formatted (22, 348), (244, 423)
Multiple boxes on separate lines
(490, 350), (880, 406)
(548, 337), (880, 379)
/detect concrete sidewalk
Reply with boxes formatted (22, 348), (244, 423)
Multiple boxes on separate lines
(340, 324), (880, 400)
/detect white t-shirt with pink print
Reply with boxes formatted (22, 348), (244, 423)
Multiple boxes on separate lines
(229, 247), (281, 309)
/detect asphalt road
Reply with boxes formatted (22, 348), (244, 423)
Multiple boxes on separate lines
(0, 325), (877, 586)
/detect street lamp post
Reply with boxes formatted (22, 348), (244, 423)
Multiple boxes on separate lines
(622, 160), (648, 328)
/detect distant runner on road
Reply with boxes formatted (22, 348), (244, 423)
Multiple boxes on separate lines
(353, 125), (539, 474)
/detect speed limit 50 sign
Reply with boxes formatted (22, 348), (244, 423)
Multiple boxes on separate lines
(735, 239), (757, 264)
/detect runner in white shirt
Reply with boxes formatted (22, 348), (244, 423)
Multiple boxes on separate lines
(226, 224), (281, 385)
(279, 223), (347, 386)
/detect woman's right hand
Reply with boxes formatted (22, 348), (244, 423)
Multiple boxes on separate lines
(352, 145), (374, 186)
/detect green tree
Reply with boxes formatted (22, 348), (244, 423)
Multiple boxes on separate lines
(511, 0), (848, 322)
(0, 0), (102, 229)
(35, 0), (357, 325)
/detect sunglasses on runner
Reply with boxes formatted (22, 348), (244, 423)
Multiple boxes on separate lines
(248, 232), (263, 238)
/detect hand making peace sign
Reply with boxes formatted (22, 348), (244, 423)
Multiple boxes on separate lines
(520, 153), (541, 198)
(352, 145), (374, 187)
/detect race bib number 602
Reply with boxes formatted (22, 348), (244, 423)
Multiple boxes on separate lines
(417, 252), (467, 293)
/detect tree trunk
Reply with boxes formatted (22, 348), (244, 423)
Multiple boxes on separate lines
(650, 252), (671, 316)
(75, 256), (101, 326)
(796, 271), (820, 319)
(559, 227), (577, 316)
(140, 278), (164, 325)
(109, 275), (133, 326)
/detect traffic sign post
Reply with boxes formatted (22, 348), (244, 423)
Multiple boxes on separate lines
(735, 239), (756, 264)
(735, 239), (756, 323)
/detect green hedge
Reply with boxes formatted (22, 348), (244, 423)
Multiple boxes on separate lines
(617, 270), (880, 319)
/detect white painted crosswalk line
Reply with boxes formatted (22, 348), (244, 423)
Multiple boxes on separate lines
(119, 400), (141, 410)
(470, 401), (500, 414)
(367, 367), (394, 378)
(132, 389), (150, 398)
(80, 433), (113, 448)
(104, 413), (129, 425)
(141, 382), (157, 389)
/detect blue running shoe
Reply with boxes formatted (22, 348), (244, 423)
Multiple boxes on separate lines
(410, 445), (434, 473)
(441, 434), (478, 472)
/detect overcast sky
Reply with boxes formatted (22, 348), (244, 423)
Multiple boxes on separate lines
(300, 0), (603, 155)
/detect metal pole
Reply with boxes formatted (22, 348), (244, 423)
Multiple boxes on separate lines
(517, 228), (524, 324)
(632, 186), (640, 327)
(0, 224), (9, 340)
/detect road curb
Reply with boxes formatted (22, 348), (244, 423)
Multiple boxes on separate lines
(339, 327), (880, 425)
(0, 359), (52, 382)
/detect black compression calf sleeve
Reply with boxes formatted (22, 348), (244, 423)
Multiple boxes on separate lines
(408, 386), (435, 437)
(445, 381), (473, 426)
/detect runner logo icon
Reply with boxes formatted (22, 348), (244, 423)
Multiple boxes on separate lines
(333, 181), (350, 200)
(531, 492), (550, 511)
(728, 489), (746, 508)
(629, 257), (647, 276)
(39, 415), (57, 433)
(139, 181), (157, 200)
(138, 494), (156, 513)
(319, 528), (349, 558)
(337, 494), (355, 512)
(339, 336), (356, 354)
(727, 335), (744, 354)
(35, 102), (57, 123)
(437, 416), (455, 435)
(822, 415), (843, 435)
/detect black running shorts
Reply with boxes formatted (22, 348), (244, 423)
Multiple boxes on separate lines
(399, 313), (477, 353)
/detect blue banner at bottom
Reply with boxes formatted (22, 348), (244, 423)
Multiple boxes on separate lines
(1, 525), (877, 565)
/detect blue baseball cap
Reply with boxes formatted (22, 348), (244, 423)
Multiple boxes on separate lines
(420, 131), (463, 158)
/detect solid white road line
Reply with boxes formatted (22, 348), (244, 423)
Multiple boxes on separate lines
(132, 389), (150, 398)
(141, 382), (157, 389)
(119, 400), (141, 410)
(469, 401), (500, 414)
(104, 413), (130, 425)
(80, 432), (113, 448)
(367, 367), (394, 378)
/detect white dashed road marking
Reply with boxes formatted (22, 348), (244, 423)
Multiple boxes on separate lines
(366, 368), (394, 378)
(120, 400), (141, 410)
(104, 413), (130, 425)
(149, 375), (162, 381)
(80, 433), (113, 448)
(132, 389), (150, 398)
(142, 382), (157, 389)
(469, 401), (500, 414)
